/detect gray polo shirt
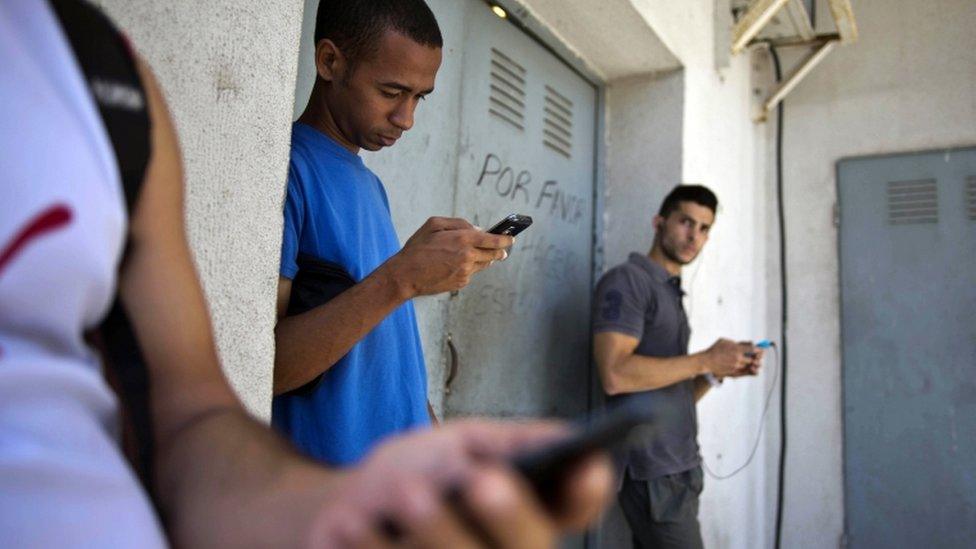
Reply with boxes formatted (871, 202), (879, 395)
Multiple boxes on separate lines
(592, 252), (699, 480)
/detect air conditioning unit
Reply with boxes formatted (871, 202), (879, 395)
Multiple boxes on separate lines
(731, 0), (817, 47)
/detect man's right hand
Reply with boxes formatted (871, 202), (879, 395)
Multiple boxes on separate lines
(381, 217), (514, 298)
(307, 420), (614, 548)
(703, 338), (754, 377)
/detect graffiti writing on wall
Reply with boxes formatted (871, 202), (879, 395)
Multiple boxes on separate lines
(474, 153), (586, 226)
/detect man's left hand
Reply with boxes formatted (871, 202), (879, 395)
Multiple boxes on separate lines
(724, 342), (763, 378)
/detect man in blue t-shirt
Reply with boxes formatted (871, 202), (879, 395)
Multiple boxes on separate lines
(273, 0), (513, 465)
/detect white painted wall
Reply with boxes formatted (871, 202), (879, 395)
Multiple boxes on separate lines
(94, 1), (304, 418)
(780, 0), (976, 546)
(681, 56), (775, 549)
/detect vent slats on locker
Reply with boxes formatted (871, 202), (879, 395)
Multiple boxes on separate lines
(488, 48), (526, 131)
(967, 177), (976, 220)
(543, 85), (573, 159)
(887, 179), (938, 225)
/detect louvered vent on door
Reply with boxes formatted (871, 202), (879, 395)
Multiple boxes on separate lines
(543, 85), (573, 159)
(967, 176), (976, 220)
(488, 48), (526, 131)
(887, 179), (938, 225)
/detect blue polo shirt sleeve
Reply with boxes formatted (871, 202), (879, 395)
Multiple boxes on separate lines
(280, 163), (305, 280)
(592, 265), (652, 339)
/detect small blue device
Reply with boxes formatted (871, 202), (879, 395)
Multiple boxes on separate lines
(704, 339), (774, 387)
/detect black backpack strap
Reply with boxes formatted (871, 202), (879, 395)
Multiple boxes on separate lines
(49, 0), (150, 210)
(51, 0), (155, 492)
(282, 254), (357, 395)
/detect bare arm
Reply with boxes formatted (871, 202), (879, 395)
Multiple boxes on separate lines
(274, 218), (512, 395)
(593, 332), (752, 396)
(693, 375), (712, 401)
(593, 332), (709, 395)
(274, 267), (408, 394)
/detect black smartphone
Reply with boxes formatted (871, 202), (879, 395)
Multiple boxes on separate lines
(510, 403), (653, 508)
(487, 213), (533, 236)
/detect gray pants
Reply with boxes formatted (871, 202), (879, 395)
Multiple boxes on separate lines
(618, 467), (705, 549)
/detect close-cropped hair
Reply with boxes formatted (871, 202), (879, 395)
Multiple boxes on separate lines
(658, 184), (719, 217)
(314, 0), (443, 67)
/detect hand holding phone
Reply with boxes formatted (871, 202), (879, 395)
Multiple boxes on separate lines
(510, 403), (653, 509)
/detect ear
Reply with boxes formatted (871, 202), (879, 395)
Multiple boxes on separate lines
(652, 214), (665, 231)
(314, 39), (345, 83)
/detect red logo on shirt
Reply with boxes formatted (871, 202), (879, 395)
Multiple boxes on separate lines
(0, 204), (73, 358)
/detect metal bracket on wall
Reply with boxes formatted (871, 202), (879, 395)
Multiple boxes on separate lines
(755, 38), (837, 122)
(733, 0), (795, 55)
(732, 0), (858, 122)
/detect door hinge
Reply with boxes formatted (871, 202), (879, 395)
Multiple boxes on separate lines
(833, 202), (840, 227)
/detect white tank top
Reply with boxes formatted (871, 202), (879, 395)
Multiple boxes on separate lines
(0, 1), (166, 546)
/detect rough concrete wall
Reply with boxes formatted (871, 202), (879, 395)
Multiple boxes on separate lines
(780, 0), (976, 546)
(95, 1), (304, 418)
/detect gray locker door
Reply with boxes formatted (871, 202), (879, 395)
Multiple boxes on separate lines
(838, 148), (976, 549)
(443, 5), (597, 419)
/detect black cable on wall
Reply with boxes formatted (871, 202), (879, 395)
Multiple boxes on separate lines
(768, 44), (789, 549)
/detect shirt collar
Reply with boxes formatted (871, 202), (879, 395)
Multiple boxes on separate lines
(627, 252), (684, 294)
(294, 121), (365, 167)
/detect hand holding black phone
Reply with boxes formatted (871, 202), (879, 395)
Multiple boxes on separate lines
(379, 407), (648, 541)
(510, 403), (653, 509)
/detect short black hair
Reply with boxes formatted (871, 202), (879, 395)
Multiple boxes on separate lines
(658, 184), (719, 217)
(314, 0), (443, 66)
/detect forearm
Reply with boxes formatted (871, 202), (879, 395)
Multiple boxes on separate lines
(693, 375), (712, 401)
(144, 348), (337, 546)
(603, 352), (709, 395)
(274, 263), (410, 394)
(153, 403), (339, 547)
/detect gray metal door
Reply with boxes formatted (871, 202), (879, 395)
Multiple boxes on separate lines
(443, 4), (597, 420)
(838, 148), (976, 548)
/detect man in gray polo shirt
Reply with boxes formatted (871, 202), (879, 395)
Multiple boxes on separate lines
(592, 185), (763, 548)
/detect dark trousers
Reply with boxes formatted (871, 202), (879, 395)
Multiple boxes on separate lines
(618, 467), (705, 549)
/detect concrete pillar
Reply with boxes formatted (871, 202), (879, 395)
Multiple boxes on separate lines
(94, 1), (306, 418)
